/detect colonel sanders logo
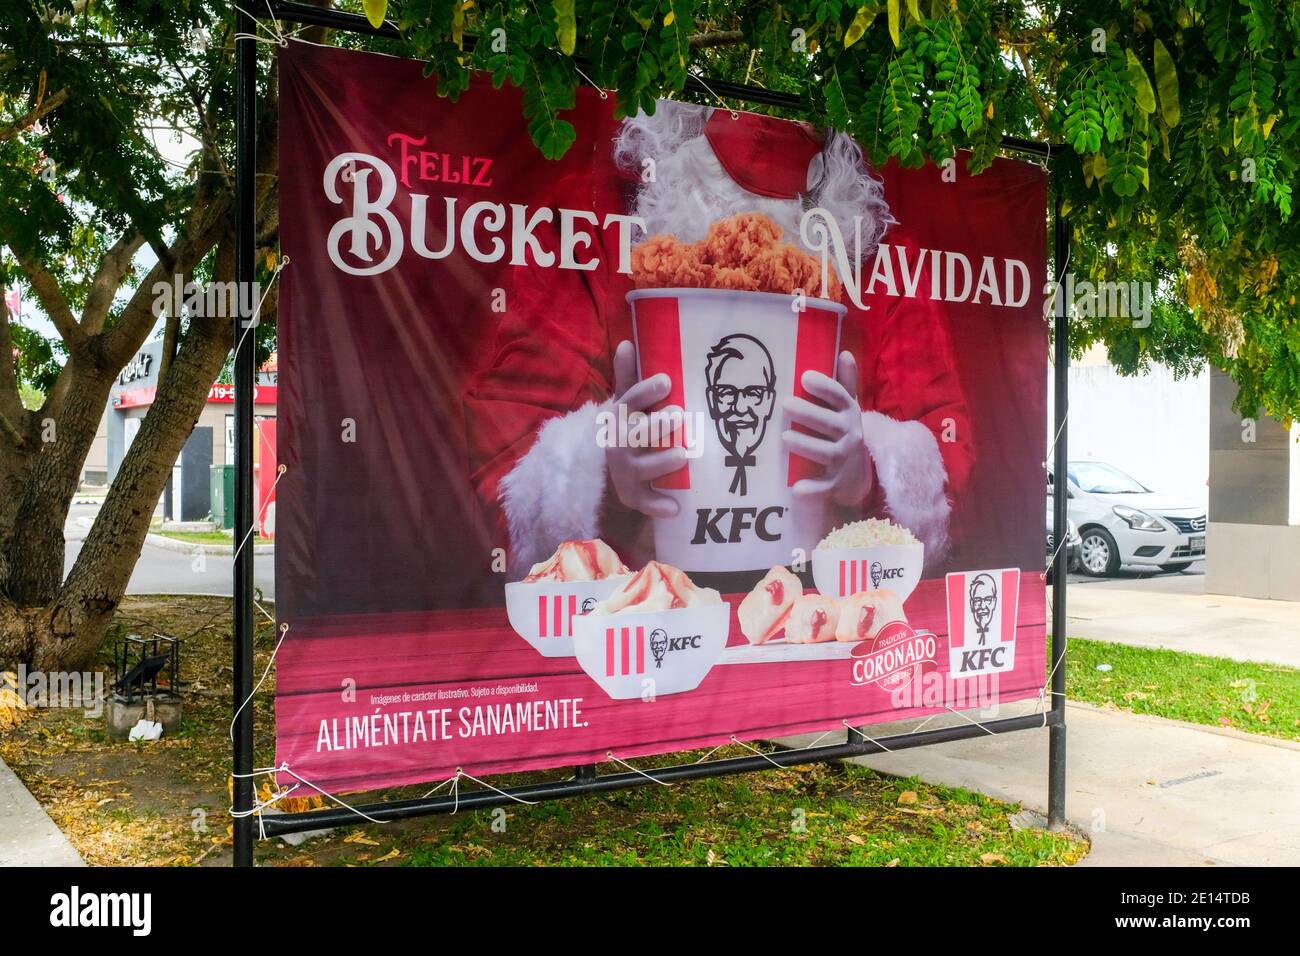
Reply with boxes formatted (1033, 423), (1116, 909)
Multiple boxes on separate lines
(968, 573), (998, 646)
(649, 628), (668, 669)
(704, 334), (776, 496)
(869, 561), (883, 589)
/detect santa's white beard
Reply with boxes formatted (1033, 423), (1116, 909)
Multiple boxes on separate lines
(631, 135), (809, 248)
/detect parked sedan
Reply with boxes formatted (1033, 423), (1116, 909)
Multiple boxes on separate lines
(1045, 504), (1081, 581)
(1050, 461), (1206, 577)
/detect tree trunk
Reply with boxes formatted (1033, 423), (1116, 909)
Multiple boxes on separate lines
(0, 283), (234, 670)
(3, 354), (115, 606)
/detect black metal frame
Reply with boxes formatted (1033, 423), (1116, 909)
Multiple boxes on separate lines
(232, 0), (1069, 863)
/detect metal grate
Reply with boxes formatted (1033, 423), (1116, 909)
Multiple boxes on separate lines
(1164, 514), (1207, 534)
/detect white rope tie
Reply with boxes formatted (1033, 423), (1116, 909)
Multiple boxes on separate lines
(729, 735), (786, 769)
(275, 763), (390, 824)
(843, 720), (895, 753)
(942, 705), (998, 736)
(234, 462), (287, 561)
(689, 73), (740, 120)
(420, 775), (457, 800)
(231, 2), (290, 47)
(606, 751), (671, 786)
(1045, 528), (1071, 579)
(909, 713), (937, 735)
(254, 598), (276, 628)
(232, 254), (289, 366)
(229, 622), (288, 742)
(693, 744), (725, 764)
(1045, 408), (1070, 468)
(571, 62), (610, 99)
(800, 728), (837, 750)
(229, 782), (300, 820)
(453, 767), (540, 809)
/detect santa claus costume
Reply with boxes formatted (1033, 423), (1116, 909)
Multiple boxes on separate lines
(463, 101), (973, 578)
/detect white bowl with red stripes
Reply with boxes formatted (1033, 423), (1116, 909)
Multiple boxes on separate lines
(570, 603), (732, 699)
(504, 578), (631, 658)
(811, 543), (924, 603)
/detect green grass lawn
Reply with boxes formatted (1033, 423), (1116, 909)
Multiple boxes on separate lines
(1063, 637), (1300, 741)
(387, 760), (1084, 867)
(156, 530), (272, 546)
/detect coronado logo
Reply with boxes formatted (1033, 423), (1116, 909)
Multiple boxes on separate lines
(849, 621), (936, 692)
(49, 886), (152, 936)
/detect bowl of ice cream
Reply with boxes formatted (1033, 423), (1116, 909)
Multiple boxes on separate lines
(811, 519), (924, 603)
(627, 213), (847, 574)
(505, 540), (632, 658)
(571, 561), (730, 699)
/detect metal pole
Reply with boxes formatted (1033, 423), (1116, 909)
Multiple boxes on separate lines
(232, 2), (258, 867)
(1048, 187), (1070, 830)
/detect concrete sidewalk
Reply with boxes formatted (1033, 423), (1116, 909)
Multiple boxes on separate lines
(787, 700), (1300, 866)
(0, 757), (83, 866)
(1066, 576), (1300, 668)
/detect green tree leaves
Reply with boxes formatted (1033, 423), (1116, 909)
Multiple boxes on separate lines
(1126, 49), (1155, 115)
(364, 0), (390, 30)
(553, 0), (576, 55)
(1153, 39), (1180, 128)
(360, 0), (1300, 420)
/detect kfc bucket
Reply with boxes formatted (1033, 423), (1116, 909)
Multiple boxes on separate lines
(630, 288), (846, 573)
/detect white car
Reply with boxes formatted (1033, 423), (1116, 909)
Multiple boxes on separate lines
(1049, 461), (1206, 577)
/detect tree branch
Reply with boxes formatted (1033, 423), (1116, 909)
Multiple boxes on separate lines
(1015, 47), (1053, 133)
(11, 251), (84, 349)
(0, 296), (26, 427)
(82, 232), (146, 334)
(0, 87), (69, 142)
(99, 191), (232, 371)
(689, 30), (745, 49)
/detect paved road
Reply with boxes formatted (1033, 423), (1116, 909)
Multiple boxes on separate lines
(788, 699), (1300, 866)
(64, 502), (276, 598)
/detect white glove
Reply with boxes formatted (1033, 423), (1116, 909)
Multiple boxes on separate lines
(782, 351), (874, 507)
(605, 340), (688, 519)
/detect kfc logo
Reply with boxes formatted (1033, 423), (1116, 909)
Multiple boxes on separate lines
(946, 568), (1020, 676)
(869, 560), (883, 589)
(647, 627), (702, 670)
(704, 334), (776, 496)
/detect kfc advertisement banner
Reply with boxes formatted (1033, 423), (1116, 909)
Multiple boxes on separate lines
(275, 44), (1049, 794)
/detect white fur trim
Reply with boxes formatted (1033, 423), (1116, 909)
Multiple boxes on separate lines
(499, 402), (609, 579)
(861, 410), (951, 567)
(612, 103), (892, 263)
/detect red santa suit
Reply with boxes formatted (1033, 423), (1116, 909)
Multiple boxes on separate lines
(463, 106), (973, 577)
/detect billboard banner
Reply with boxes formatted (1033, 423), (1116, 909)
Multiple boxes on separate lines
(276, 43), (1049, 794)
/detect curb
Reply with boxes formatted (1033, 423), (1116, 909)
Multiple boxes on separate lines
(144, 532), (274, 556)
